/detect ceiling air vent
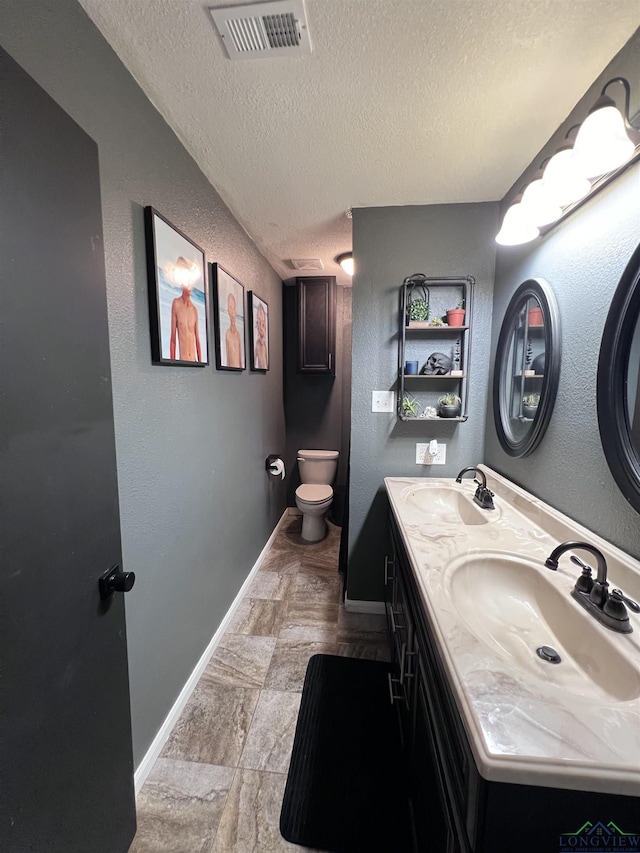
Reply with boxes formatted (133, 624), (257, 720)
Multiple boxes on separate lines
(290, 258), (323, 271)
(209, 0), (311, 60)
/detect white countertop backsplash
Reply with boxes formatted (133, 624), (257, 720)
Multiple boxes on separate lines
(385, 465), (640, 796)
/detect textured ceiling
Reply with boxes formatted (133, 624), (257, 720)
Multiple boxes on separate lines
(79, 0), (639, 285)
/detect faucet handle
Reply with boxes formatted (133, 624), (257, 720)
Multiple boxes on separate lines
(603, 590), (629, 622)
(574, 565), (594, 594)
(611, 589), (640, 613)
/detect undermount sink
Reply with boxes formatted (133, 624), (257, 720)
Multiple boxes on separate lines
(402, 484), (498, 526)
(445, 553), (640, 702)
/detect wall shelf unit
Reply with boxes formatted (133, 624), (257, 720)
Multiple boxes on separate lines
(398, 275), (475, 422)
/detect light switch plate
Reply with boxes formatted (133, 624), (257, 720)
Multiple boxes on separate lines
(372, 391), (395, 412)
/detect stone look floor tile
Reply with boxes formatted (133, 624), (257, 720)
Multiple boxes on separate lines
(161, 683), (259, 767)
(227, 598), (287, 637)
(279, 601), (339, 643)
(264, 640), (338, 692)
(290, 572), (341, 604)
(129, 758), (235, 853)
(211, 768), (314, 853)
(137, 516), (388, 851)
(246, 570), (294, 600)
(239, 690), (302, 774)
(260, 550), (302, 575)
(200, 634), (277, 690)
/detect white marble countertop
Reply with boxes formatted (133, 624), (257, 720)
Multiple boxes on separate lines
(385, 466), (640, 796)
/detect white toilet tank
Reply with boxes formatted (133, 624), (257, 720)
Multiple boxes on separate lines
(297, 449), (339, 484)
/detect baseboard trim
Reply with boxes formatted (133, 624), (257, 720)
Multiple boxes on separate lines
(134, 508), (291, 793)
(344, 596), (386, 614)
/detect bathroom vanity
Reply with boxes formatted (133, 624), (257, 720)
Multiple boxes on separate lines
(385, 468), (640, 853)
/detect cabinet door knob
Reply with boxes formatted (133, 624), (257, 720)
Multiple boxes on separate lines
(99, 564), (136, 600)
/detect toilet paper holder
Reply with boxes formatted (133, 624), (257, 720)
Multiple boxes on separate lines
(265, 455), (286, 478)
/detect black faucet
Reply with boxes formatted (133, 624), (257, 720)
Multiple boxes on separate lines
(544, 541), (632, 634)
(455, 466), (495, 510)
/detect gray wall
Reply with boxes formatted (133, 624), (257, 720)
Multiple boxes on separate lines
(486, 165), (640, 558)
(1, 0), (286, 766)
(485, 29), (640, 562)
(283, 282), (352, 523)
(348, 204), (498, 601)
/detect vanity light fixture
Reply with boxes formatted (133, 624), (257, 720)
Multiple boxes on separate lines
(336, 252), (354, 275)
(573, 78), (636, 178)
(496, 77), (640, 246)
(495, 196), (540, 246)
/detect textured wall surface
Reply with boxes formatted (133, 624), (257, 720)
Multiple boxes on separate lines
(349, 203), (498, 601)
(485, 164), (640, 558)
(1, 0), (286, 766)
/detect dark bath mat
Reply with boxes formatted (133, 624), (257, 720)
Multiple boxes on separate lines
(280, 654), (413, 852)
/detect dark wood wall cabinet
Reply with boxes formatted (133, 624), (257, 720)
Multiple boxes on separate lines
(297, 276), (336, 374)
(386, 511), (639, 853)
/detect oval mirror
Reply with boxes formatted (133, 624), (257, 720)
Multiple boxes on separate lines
(493, 278), (561, 457)
(597, 241), (640, 512)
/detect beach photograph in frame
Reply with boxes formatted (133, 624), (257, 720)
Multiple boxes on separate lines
(144, 207), (208, 366)
(248, 292), (269, 371)
(212, 263), (246, 371)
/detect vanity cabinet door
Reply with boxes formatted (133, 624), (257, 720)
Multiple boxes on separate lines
(296, 276), (336, 374)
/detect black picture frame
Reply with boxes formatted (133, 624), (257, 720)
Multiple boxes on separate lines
(144, 206), (208, 366)
(492, 278), (561, 457)
(248, 292), (270, 372)
(211, 263), (246, 371)
(597, 240), (640, 513)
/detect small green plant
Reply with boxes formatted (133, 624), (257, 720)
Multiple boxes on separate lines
(401, 394), (420, 418)
(456, 298), (465, 310)
(408, 299), (429, 322)
(430, 316), (444, 326)
(438, 393), (461, 407)
(523, 393), (540, 407)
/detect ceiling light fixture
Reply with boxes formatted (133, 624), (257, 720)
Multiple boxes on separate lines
(496, 77), (640, 247)
(336, 252), (354, 276)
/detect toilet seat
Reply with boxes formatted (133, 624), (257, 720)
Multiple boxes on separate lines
(295, 484), (333, 503)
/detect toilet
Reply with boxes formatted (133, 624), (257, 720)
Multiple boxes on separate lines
(295, 449), (339, 542)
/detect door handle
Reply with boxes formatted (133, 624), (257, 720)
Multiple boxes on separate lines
(99, 564), (135, 600)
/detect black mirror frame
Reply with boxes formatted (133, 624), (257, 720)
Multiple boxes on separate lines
(597, 241), (640, 513)
(493, 278), (561, 458)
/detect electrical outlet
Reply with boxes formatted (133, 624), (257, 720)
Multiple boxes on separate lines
(416, 442), (446, 465)
(371, 391), (395, 412)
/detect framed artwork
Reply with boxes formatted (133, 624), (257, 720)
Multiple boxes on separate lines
(212, 263), (246, 371)
(144, 206), (208, 366)
(248, 292), (270, 371)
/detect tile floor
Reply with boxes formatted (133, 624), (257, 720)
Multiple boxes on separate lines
(129, 514), (389, 853)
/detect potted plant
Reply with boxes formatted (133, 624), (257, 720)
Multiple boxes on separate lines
(401, 393), (420, 419)
(528, 305), (544, 327)
(446, 299), (465, 327)
(405, 278), (430, 325)
(522, 393), (540, 419)
(429, 316), (444, 326)
(437, 393), (462, 418)
(407, 293), (429, 324)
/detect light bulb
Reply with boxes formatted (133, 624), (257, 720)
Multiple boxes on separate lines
(495, 203), (539, 246)
(520, 179), (563, 227)
(541, 147), (591, 207)
(573, 100), (635, 179)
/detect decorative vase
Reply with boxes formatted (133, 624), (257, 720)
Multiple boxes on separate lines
(439, 404), (461, 419)
(446, 308), (465, 327)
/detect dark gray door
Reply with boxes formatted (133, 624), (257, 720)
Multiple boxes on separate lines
(1, 47), (136, 851)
